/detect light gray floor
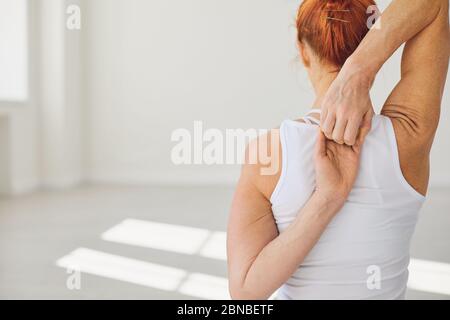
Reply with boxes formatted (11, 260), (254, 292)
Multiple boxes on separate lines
(0, 185), (449, 300)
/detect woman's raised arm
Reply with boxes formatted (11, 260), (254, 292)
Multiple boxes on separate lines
(381, 0), (449, 196)
(321, 0), (449, 146)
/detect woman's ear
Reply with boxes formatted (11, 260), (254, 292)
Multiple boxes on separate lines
(298, 41), (311, 68)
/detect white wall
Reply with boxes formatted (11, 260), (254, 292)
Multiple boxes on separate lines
(83, 0), (450, 187)
(39, 0), (84, 188)
(84, 0), (300, 185)
(0, 114), (11, 193)
(0, 0), (40, 194)
(0, 0), (28, 101)
(0, 0), (84, 195)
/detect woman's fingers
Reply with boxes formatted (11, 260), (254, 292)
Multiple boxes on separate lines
(343, 114), (363, 146)
(332, 117), (348, 145)
(315, 128), (327, 158)
(321, 111), (336, 139)
(320, 107), (328, 129)
(354, 110), (373, 150)
(322, 109), (373, 147)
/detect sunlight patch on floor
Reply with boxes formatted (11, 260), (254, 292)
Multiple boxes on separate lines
(56, 248), (186, 291)
(408, 258), (450, 296)
(56, 248), (230, 299)
(56, 219), (450, 299)
(101, 219), (211, 255)
(102, 218), (227, 260)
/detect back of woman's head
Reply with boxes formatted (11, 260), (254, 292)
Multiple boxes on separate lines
(296, 0), (377, 67)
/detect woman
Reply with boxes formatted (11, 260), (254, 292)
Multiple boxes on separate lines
(227, 0), (449, 300)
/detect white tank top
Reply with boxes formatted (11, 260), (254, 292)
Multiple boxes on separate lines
(270, 110), (425, 300)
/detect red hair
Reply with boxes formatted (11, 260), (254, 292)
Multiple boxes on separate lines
(297, 0), (377, 67)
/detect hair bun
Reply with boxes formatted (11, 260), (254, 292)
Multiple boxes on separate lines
(296, 0), (377, 67)
(325, 0), (351, 8)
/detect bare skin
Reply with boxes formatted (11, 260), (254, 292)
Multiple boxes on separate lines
(321, 0), (449, 152)
(227, 0), (449, 300)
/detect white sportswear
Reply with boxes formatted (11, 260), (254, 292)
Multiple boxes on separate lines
(271, 109), (425, 300)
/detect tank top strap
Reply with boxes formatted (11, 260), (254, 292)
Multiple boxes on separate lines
(302, 117), (313, 125)
(304, 109), (321, 126)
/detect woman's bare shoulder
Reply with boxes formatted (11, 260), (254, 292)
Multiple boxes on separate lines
(242, 118), (316, 200)
(242, 129), (282, 201)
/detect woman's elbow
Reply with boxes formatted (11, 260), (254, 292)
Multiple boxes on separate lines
(228, 283), (269, 300)
(229, 286), (250, 300)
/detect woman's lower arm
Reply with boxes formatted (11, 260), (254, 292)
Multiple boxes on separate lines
(231, 192), (344, 300)
(343, 0), (446, 82)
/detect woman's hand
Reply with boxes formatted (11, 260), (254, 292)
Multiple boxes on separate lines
(320, 62), (375, 146)
(314, 127), (367, 204)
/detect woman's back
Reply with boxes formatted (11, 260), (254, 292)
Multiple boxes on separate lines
(270, 112), (425, 299)
(227, 0), (448, 301)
